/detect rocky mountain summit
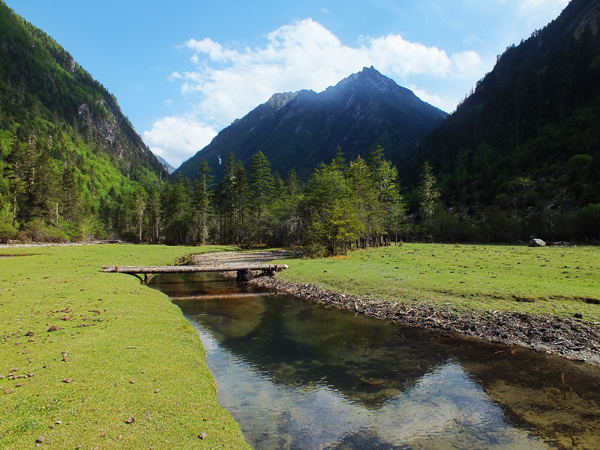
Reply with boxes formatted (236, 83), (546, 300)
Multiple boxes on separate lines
(176, 67), (447, 180)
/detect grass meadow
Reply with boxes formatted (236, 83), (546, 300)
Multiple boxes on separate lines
(0, 244), (251, 450)
(277, 243), (600, 323)
(1, 242), (598, 448)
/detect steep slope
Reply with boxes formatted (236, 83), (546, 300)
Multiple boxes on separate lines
(176, 67), (447, 181)
(402, 0), (600, 241)
(0, 1), (165, 241)
(156, 155), (175, 174)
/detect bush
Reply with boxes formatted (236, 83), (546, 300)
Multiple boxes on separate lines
(0, 222), (18, 243)
(21, 219), (69, 243)
(579, 203), (600, 239)
(301, 243), (327, 258)
(567, 154), (593, 173)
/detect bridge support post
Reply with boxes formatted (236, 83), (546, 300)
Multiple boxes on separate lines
(236, 269), (254, 282)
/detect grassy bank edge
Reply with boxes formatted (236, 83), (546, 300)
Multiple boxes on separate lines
(0, 244), (252, 449)
(272, 243), (600, 323)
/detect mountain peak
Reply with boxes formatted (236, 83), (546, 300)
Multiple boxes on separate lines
(176, 67), (447, 181)
(267, 91), (298, 110)
(333, 66), (413, 96)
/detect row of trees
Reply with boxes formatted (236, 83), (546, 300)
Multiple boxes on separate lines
(158, 147), (430, 254)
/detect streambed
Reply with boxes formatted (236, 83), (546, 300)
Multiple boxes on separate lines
(149, 272), (600, 450)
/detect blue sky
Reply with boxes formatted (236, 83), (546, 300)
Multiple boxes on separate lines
(5, 0), (569, 167)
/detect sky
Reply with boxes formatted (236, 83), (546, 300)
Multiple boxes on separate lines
(5, 0), (569, 168)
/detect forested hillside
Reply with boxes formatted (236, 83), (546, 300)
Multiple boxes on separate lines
(401, 0), (600, 243)
(0, 1), (166, 243)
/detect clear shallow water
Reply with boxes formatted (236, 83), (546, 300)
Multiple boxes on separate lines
(149, 273), (600, 450)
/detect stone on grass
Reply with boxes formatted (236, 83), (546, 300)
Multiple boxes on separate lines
(529, 238), (546, 247)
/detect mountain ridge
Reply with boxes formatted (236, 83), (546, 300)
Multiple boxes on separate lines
(176, 66), (447, 181)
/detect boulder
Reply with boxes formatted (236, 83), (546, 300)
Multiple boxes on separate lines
(529, 238), (546, 247)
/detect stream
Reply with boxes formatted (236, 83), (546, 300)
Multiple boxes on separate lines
(148, 272), (600, 450)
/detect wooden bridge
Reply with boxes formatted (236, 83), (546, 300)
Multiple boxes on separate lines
(102, 263), (289, 284)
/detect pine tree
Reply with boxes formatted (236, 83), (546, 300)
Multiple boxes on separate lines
(133, 186), (148, 243)
(196, 160), (213, 244)
(60, 161), (82, 225)
(418, 162), (440, 229)
(249, 151), (274, 243)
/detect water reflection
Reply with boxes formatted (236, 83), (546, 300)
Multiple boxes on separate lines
(149, 273), (600, 450)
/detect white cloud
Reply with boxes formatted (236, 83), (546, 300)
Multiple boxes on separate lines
(451, 51), (486, 78)
(407, 85), (450, 112)
(143, 117), (217, 168)
(518, 0), (569, 11)
(462, 34), (482, 46)
(151, 18), (493, 165)
(172, 19), (486, 128)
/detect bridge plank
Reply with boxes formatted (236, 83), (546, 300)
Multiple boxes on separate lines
(102, 264), (289, 274)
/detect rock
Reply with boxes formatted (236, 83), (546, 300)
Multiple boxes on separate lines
(126, 417), (135, 424)
(529, 238), (546, 247)
(574, 313), (583, 319)
(36, 436), (45, 443)
(198, 432), (208, 440)
(63, 378), (72, 383)
(47, 325), (61, 332)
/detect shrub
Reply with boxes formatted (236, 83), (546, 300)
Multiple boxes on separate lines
(301, 243), (327, 258)
(0, 222), (18, 243)
(22, 219), (69, 243)
(567, 154), (593, 173)
(579, 203), (600, 239)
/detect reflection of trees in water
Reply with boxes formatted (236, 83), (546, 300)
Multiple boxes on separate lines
(158, 273), (600, 448)
(182, 294), (448, 408)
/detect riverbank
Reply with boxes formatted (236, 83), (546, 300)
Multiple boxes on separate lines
(0, 244), (251, 449)
(250, 276), (600, 365)
(235, 244), (600, 365)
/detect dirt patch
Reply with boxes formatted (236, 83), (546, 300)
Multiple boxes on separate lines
(190, 250), (294, 267)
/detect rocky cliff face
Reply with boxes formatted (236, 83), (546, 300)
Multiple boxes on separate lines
(177, 67), (447, 180)
(0, 1), (164, 179)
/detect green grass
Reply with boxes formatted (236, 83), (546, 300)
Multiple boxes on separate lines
(0, 244), (251, 449)
(277, 243), (600, 323)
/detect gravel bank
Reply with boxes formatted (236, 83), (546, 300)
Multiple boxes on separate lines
(249, 275), (600, 366)
(188, 250), (600, 366)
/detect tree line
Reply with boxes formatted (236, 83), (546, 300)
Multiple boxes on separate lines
(159, 147), (426, 255)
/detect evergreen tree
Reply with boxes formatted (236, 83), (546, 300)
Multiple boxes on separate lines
(303, 160), (362, 255)
(272, 169), (304, 246)
(4, 137), (25, 227)
(133, 185), (148, 243)
(60, 161), (83, 225)
(418, 162), (440, 229)
(222, 153), (248, 244)
(249, 151), (274, 243)
(195, 160), (213, 245)
(146, 191), (161, 244)
(346, 155), (377, 247)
